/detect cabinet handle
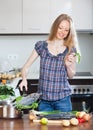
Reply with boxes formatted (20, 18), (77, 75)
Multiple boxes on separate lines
(0, 27), (7, 31)
(28, 27), (40, 30)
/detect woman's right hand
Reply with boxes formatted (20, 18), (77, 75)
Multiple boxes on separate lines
(19, 79), (28, 91)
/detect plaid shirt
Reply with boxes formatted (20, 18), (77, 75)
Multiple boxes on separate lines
(35, 41), (76, 101)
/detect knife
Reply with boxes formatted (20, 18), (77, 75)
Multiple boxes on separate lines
(22, 86), (27, 97)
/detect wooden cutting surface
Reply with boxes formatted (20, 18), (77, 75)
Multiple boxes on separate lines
(33, 119), (63, 125)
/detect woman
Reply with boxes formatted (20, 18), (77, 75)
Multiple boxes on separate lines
(19, 14), (79, 112)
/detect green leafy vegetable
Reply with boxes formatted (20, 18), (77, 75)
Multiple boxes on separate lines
(30, 110), (62, 116)
(15, 96), (23, 102)
(0, 95), (10, 100)
(71, 111), (79, 114)
(29, 110), (79, 117)
(0, 85), (15, 96)
(30, 102), (38, 110)
(75, 52), (81, 64)
(15, 101), (39, 111)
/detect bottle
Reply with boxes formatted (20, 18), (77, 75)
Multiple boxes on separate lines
(82, 101), (87, 112)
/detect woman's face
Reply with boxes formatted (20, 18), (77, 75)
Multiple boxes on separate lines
(56, 20), (70, 40)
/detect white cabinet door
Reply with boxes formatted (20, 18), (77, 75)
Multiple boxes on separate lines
(72, 0), (93, 31)
(50, 0), (93, 31)
(0, 0), (22, 34)
(50, 0), (72, 25)
(23, 0), (51, 34)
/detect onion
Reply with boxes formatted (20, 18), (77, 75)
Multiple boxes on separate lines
(83, 114), (91, 121)
(29, 112), (37, 120)
(78, 111), (86, 118)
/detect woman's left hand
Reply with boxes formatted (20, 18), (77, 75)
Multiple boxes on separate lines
(65, 53), (76, 67)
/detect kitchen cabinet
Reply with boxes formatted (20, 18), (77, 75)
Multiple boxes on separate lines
(0, 0), (22, 34)
(0, 0), (92, 34)
(72, 0), (93, 31)
(23, 0), (93, 33)
(50, 0), (93, 31)
(50, 0), (72, 24)
(23, 0), (51, 34)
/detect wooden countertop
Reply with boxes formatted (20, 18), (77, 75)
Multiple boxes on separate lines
(0, 114), (93, 130)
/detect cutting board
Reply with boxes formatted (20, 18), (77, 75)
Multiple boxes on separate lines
(33, 119), (63, 125)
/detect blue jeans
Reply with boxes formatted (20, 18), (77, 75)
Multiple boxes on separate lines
(38, 96), (72, 112)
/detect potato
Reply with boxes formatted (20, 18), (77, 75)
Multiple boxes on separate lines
(1, 73), (7, 78)
(70, 118), (79, 126)
(62, 120), (70, 127)
(11, 74), (16, 79)
(7, 74), (12, 80)
(15, 73), (20, 78)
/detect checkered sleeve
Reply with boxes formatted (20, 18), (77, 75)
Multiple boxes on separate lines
(35, 41), (43, 56)
(70, 47), (76, 53)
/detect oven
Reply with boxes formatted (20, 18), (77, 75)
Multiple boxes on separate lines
(17, 72), (93, 113)
(69, 72), (93, 113)
(71, 84), (93, 112)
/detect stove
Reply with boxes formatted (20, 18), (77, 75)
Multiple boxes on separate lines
(69, 72), (93, 94)
(73, 72), (93, 79)
(75, 72), (93, 76)
(71, 85), (93, 94)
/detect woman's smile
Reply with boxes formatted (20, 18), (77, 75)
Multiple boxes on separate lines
(56, 20), (70, 40)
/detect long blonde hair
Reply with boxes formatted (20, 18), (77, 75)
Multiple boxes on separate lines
(48, 14), (80, 54)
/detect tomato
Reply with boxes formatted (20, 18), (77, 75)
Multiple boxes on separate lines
(77, 118), (85, 123)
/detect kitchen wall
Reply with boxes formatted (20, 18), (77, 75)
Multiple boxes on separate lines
(0, 33), (93, 79)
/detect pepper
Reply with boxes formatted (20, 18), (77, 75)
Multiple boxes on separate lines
(75, 52), (81, 64)
(77, 118), (85, 123)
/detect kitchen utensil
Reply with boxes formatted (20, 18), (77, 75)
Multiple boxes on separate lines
(22, 86), (27, 97)
(0, 99), (12, 105)
(0, 105), (23, 118)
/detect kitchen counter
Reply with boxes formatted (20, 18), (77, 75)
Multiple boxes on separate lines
(0, 114), (93, 130)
